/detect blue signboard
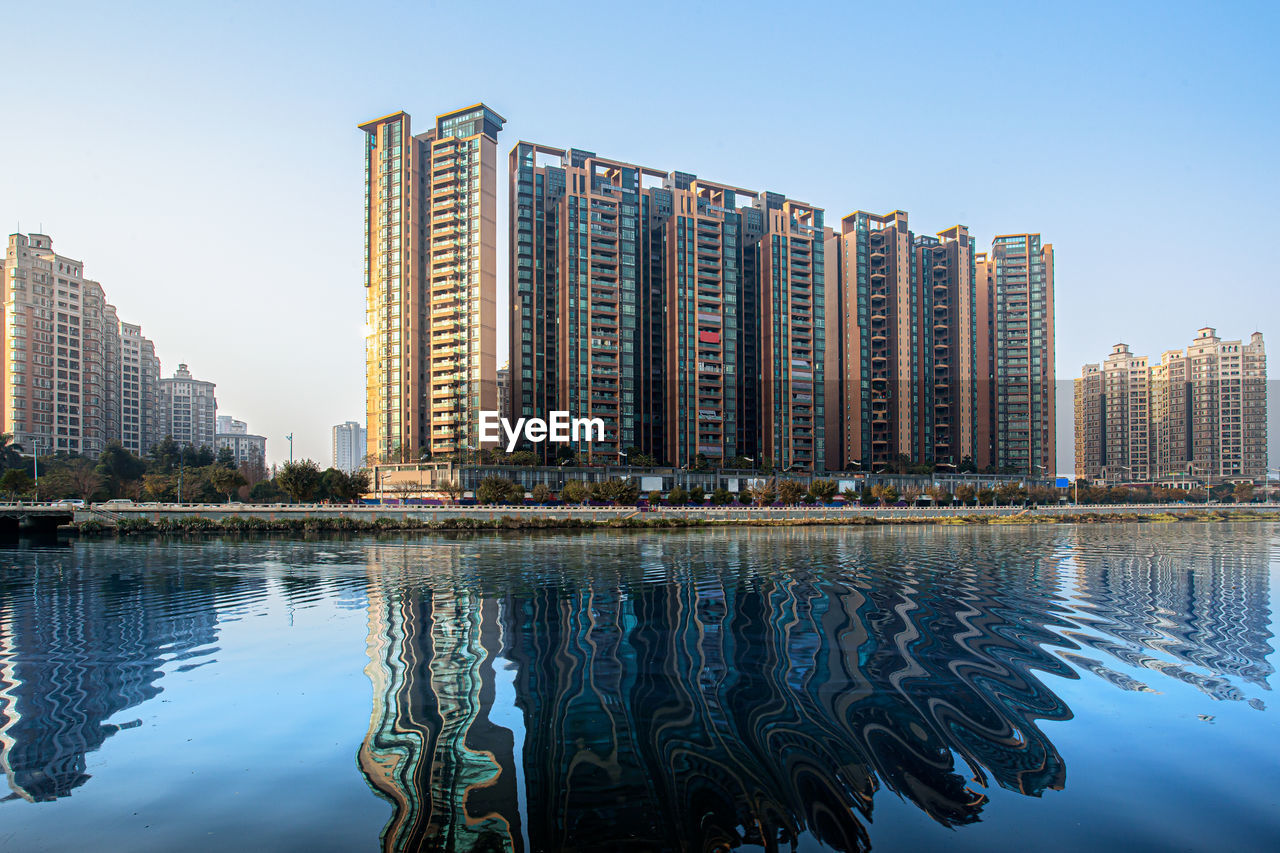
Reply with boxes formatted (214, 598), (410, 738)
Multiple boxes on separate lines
(1055, 477), (1071, 488)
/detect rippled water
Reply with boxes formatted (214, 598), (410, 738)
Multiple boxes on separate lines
(1, 524), (1278, 852)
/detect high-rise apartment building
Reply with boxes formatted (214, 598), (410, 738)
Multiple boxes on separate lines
(975, 234), (1055, 475)
(1074, 329), (1266, 484)
(158, 363), (217, 449)
(1, 233), (161, 458)
(1149, 349), (1189, 479)
(1187, 327), (1267, 481)
(824, 213), (976, 472)
(360, 104), (504, 465)
(510, 143), (824, 469)
(332, 420), (367, 474)
(119, 322), (159, 456)
(1074, 343), (1150, 482)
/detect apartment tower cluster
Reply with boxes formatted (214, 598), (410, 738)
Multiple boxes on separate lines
(1, 233), (219, 458)
(362, 104), (1055, 474)
(1075, 329), (1267, 484)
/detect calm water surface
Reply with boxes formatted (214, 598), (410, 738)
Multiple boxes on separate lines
(1, 524), (1278, 852)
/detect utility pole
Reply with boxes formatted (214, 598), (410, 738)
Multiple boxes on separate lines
(286, 433), (294, 464)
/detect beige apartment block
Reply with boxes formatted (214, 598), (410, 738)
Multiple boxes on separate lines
(360, 104), (504, 465)
(1, 233), (161, 458)
(1074, 328), (1267, 485)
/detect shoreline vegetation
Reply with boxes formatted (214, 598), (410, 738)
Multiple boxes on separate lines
(64, 508), (1280, 537)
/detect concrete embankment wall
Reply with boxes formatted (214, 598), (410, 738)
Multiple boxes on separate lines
(71, 502), (1275, 525)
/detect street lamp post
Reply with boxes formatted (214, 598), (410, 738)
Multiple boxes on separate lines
(30, 437), (42, 502)
(286, 433), (294, 464)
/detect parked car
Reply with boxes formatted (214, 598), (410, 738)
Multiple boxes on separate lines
(100, 499), (134, 506)
(55, 499), (87, 508)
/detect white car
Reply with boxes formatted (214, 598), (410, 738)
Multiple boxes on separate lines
(55, 499), (87, 508)
(101, 499), (135, 506)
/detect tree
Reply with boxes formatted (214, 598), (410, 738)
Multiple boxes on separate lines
(507, 450), (539, 466)
(688, 485), (705, 505)
(778, 479), (805, 505)
(209, 466), (248, 503)
(976, 487), (995, 506)
(96, 442), (147, 497)
(927, 485), (950, 506)
(531, 483), (551, 504)
(738, 489), (753, 505)
(559, 480), (589, 504)
(589, 478), (637, 505)
(710, 487), (732, 506)
(317, 468), (348, 503)
(957, 456), (978, 474)
(216, 445), (236, 467)
(693, 452), (709, 471)
(841, 487), (859, 504)
(149, 435), (181, 473)
(667, 485), (690, 506)
(477, 476), (523, 505)
(954, 484), (976, 505)
(750, 478), (778, 507)
(249, 479), (287, 503)
(68, 459), (104, 501)
(1233, 482), (1255, 503)
(997, 482), (1025, 506)
(277, 459), (322, 503)
(349, 470), (371, 499)
(1, 469), (34, 499)
(623, 447), (656, 467)
(439, 479), (463, 504)
(871, 484), (898, 506)
(0, 433), (25, 471)
(808, 479), (837, 503)
(902, 486), (922, 506)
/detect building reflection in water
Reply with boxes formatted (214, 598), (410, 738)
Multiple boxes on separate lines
(358, 526), (1272, 852)
(0, 549), (226, 803)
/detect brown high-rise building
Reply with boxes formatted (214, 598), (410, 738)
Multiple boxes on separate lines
(1187, 327), (1267, 481)
(510, 142), (825, 469)
(824, 212), (976, 472)
(361, 105), (504, 464)
(1074, 343), (1149, 483)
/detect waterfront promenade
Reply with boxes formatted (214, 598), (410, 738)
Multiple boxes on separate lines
(1, 501), (1276, 530)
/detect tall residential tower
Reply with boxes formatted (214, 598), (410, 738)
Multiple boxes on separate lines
(975, 234), (1055, 475)
(361, 104), (504, 464)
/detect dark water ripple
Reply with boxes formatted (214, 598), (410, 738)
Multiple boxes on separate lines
(0, 524), (1275, 852)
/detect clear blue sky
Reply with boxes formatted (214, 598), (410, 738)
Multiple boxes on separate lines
(2, 0), (1276, 471)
